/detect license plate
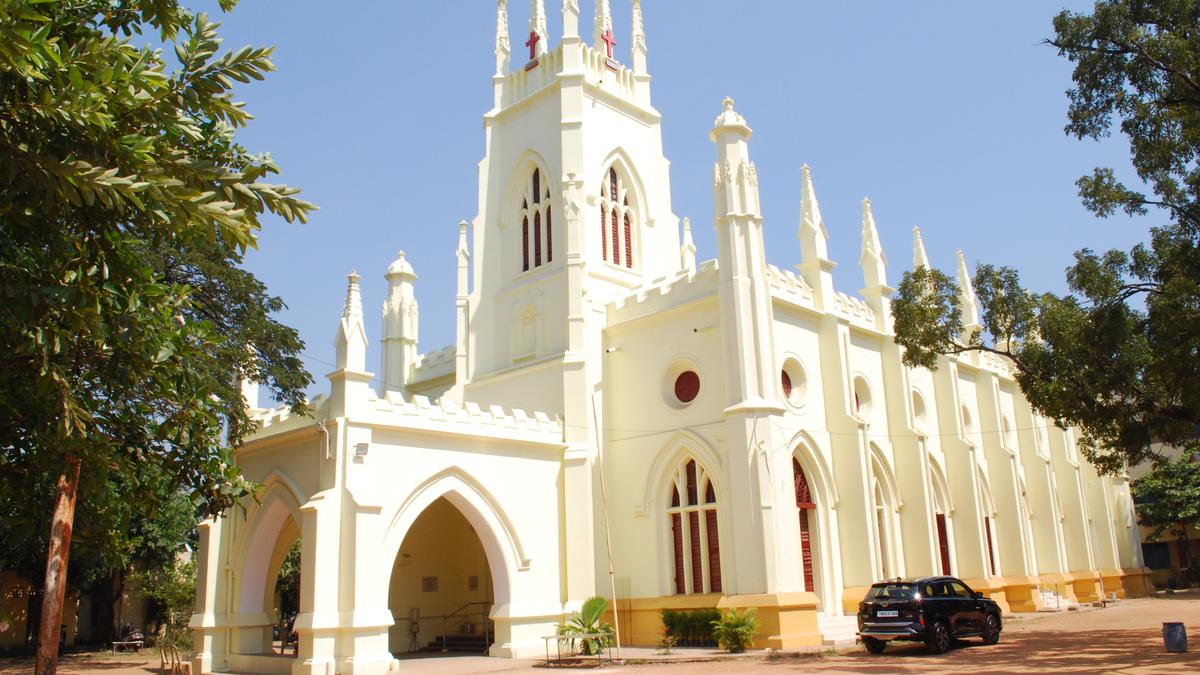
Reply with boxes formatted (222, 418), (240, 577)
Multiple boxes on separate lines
(877, 610), (898, 618)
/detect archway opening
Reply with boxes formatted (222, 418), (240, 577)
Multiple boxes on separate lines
(235, 495), (300, 660)
(270, 539), (301, 656)
(390, 497), (495, 658)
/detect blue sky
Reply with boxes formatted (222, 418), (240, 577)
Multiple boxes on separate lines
(196, 1), (1149, 401)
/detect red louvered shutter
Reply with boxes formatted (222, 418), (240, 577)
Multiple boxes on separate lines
(611, 209), (620, 264)
(705, 509), (721, 593)
(623, 212), (632, 267)
(600, 206), (607, 261)
(546, 207), (552, 263)
(533, 212), (542, 267)
(521, 217), (529, 271)
(688, 511), (703, 593)
(671, 513), (685, 594)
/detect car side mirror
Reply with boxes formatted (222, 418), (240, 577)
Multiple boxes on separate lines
(973, 592), (983, 599)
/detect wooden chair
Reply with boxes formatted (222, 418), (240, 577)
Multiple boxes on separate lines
(158, 643), (169, 674)
(169, 645), (192, 675)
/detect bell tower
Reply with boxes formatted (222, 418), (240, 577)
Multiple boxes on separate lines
(464, 0), (680, 404)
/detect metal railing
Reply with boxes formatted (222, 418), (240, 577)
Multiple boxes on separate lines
(437, 601), (493, 653)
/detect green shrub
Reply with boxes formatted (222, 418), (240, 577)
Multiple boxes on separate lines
(711, 608), (758, 653)
(557, 596), (614, 656)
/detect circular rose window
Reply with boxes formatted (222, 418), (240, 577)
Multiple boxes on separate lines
(674, 371), (701, 403)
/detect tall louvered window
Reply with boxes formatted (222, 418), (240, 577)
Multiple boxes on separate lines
(599, 166), (635, 268)
(667, 458), (721, 594)
(519, 168), (553, 271)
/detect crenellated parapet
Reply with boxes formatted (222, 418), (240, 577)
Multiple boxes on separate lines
(246, 384), (562, 445)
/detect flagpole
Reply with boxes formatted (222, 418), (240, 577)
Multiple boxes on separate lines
(592, 393), (621, 659)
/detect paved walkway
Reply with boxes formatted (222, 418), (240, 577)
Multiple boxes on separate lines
(4, 594), (1197, 674)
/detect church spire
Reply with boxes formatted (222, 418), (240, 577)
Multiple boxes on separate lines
(453, 221), (471, 401)
(859, 198), (888, 288)
(594, 0), (613, 55)
(631, 0), (647, 73)
(381, 254), (417, 393)
(796, 164), (835, 310)
(912, 225), (930, 270)
(528, 0), (549, 59)
(956, 250), (982, 337)
(680, 216), (696, 274)
(859, 198), (892, 329)
(562, 0), (580, 40)
(495, 0), (511, 74)
(335, 270), (367, 372)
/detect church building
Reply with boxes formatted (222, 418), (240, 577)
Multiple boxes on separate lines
(190, 2), (1151, 673)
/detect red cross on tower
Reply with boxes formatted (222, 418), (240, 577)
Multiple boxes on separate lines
(600, 28), (616, 59)
(525, 30), (541, 61)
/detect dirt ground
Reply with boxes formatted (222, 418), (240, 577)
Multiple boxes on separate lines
(2, 594), (1197, 674)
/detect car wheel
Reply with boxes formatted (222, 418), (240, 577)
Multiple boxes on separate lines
(863, 637), (886, 654)
(926, 620), (951, 654)
(982, 613), (1000, 645)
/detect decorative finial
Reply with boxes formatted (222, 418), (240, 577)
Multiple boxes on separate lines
(594, 0), (613, 50)
(343, 269), (363, 322)
(632, 0), (646, 49)
(723, 96), (734, 111)
(496, 0), (511, 73)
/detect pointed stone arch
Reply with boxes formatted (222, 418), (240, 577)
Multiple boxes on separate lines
(869, 444), (903, 512)
(380, 467), (530, 609)
(233, 475), (305, 616)
(927, 456), (954, 515)
(637, 428), (725, 516)
(503, 149), (557, 222)
(787, 429), (838, 509)
(598, 147), (650, 226)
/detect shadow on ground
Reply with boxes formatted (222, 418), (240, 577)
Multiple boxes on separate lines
(770, 626), (1196, 673)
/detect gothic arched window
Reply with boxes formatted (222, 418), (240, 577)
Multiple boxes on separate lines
(667, 458), (721, 595)
(600, 166), (635, 268)
(520, 168), (553, 272)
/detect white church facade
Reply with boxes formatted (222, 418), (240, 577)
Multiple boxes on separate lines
(190, 2), (1151, 673)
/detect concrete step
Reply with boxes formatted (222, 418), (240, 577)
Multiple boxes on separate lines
(423, 633), (491, 653)
(818, 613), (859, 647)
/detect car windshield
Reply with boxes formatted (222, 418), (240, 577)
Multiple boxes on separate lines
(867, 583), (918, 601)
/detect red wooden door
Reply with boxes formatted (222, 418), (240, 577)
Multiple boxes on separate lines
(935, 513), (951, 574)
(793, 459), (816, 593)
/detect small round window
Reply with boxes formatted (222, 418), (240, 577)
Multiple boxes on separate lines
(674, 371), (700, 403)
(780, 358), (807, 408)
(852, 376), (872, 418)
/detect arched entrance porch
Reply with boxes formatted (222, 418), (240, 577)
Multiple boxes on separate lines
(229, 485), (303, 673)
(389, 497), (495, 658)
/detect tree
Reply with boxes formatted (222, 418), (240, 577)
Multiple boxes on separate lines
(1131, 453), (1200, 576)
(891, 0), (1200, 475)
(0, 1), (314, 672)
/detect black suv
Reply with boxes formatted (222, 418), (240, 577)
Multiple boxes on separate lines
(857, 576), (1002, 654)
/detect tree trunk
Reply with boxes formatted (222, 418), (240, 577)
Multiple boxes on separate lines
(35, 458), (80, 675)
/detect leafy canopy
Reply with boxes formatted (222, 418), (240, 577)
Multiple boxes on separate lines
(0, 0), (314, 542)
(1131, 453), (1200, 541)
(891, 0), (1200, 475)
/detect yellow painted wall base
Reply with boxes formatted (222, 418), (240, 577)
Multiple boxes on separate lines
(1069, 571), (1102, 604)
(1119, 567), (1154, 598)
(998, 576), (1041, 613)
(607, 592), (822, 650)
(1039, 572), (1079, 603)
